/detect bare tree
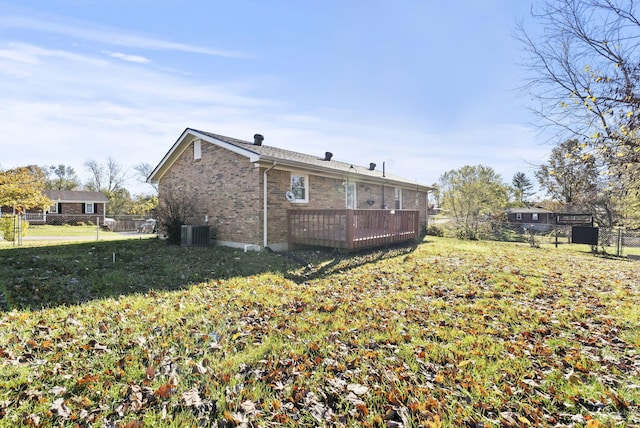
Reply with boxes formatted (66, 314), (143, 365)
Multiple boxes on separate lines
(134, 162), (158, 193)
(518, 0), (640, 188)
(156, 183), (201, 244)
(84, 157), (128, 192)
(84, 159), (103, 192)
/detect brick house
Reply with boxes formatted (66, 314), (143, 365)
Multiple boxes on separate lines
(506, 207), (555, 232)
(148, 128), (434, 251)
(1, 190), (109, 225)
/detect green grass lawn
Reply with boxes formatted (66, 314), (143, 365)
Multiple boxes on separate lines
(26, 224), (107, 236)
(0, 225), (153, 249)
(0, 237), (638, 427)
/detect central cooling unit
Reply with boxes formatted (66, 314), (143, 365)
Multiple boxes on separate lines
(181, 225), (212, 247)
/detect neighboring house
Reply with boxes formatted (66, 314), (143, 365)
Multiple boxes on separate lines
(506, 207), (555, 232)
(1, 190), (109, 225)
(148, 128), (435, 251)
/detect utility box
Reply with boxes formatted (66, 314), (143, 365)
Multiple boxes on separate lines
(181, 225), (211, 247)
(572, 226), (599, 245)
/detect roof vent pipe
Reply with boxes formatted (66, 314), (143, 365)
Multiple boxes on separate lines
(253, 134), (264, 146)
(324, 152), (333, 161)
(369, 163), (376, 170)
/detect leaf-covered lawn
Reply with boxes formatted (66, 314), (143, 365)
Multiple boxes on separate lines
(0, 237), (638, 427)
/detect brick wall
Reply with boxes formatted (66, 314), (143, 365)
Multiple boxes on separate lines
(159, 138), (429, 248)
(159, 140), (262, 246)
(3, 203), (104, 216)
(54, 202), (105, 216)
(264, 172), (429, 245)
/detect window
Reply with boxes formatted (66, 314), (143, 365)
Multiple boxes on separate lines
(532, 213), (539, 221)
(516, 213), (522, 221)
(85, 203), (94, 214)
(290, 174), (308, 203)
(193, 139), (202, 160)
(49, 204), (58, 213)
(394, 188), (402, 209)
(346, 183), (356, 209)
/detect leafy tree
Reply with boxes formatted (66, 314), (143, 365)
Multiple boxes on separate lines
(618, 189), (640, 228)
(518, 0), (640, 191)
(512, 172), (535, 205)
(0, 216), (29, 241)
(0, 166), (49, 242)
(535, 139), (598, 211)
(0, 166), (51, 211)
(44, 164), (81, 190)
(105, 188), (133, 216)
(129, 194), (158, 217)
(534, 138), (628, 226)
(439, 165), (508, 239)
(427, 183), (441, 214)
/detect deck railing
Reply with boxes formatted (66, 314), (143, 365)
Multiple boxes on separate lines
(288, 209), (420, 250)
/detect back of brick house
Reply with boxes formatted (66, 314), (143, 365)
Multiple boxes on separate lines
(149, 128), (434, 251)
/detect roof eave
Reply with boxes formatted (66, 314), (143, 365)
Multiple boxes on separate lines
(149, 128), (434, 192)
(254, 157), (434, 192)
(148, 128), (260, 183)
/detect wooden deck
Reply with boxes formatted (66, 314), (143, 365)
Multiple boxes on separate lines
(287, 209), (420, 251)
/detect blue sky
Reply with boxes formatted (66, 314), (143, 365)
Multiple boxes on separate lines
(0, 0), (548, 195)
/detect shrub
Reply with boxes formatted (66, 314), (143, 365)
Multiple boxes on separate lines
(425, 225), (444, 237)
(156, 184), (200, 245)
(0, 216), (29, 241)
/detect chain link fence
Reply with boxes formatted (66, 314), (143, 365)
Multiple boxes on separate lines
(598, 227), (640, 257)
(17, 213), (154, 232)
(529, 225), (639, 257)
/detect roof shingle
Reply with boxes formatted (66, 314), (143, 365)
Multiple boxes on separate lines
(191, 129), (431, 189)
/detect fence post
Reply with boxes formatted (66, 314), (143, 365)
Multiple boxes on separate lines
(616, 228), (622, 257)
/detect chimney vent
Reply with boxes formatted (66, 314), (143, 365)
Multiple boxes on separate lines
(324, 152), (333, 161)
(369, 162), (376, 171)
(253, 134), (264, 146)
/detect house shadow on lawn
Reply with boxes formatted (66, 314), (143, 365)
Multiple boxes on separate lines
(0, 238), (419, 311)
(278, 241), (419, 284)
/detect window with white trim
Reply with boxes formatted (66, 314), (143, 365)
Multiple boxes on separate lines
(516, 213), (522, 221)
(85, 203), (94, 214)
(193, 139), (202, 160)
(49, 204), (58, 213)
(532, 213), (539, 221)
(346, 182), (356, 209)
(394, 188), (402, 209)
(290, 174), (308, 203)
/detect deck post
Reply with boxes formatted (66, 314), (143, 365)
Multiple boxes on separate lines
(389, 210), (396, 241)
(346, 209), (355, 249)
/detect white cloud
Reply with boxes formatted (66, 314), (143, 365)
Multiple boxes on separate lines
(0, 12), (549, 196)
(107, 52), (151, 64)
(0, 47), (39, 64)
(0, 15), (250, 58)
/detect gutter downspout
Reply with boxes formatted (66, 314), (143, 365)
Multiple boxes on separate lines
(263, 161), (277, 249)
(381, 161), (386, 209)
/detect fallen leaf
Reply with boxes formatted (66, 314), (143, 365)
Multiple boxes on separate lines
(347, 383), (369, 396)
(50, 397), (71, 418)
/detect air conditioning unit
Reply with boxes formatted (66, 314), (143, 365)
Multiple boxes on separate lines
(181, 225), (211, 247)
